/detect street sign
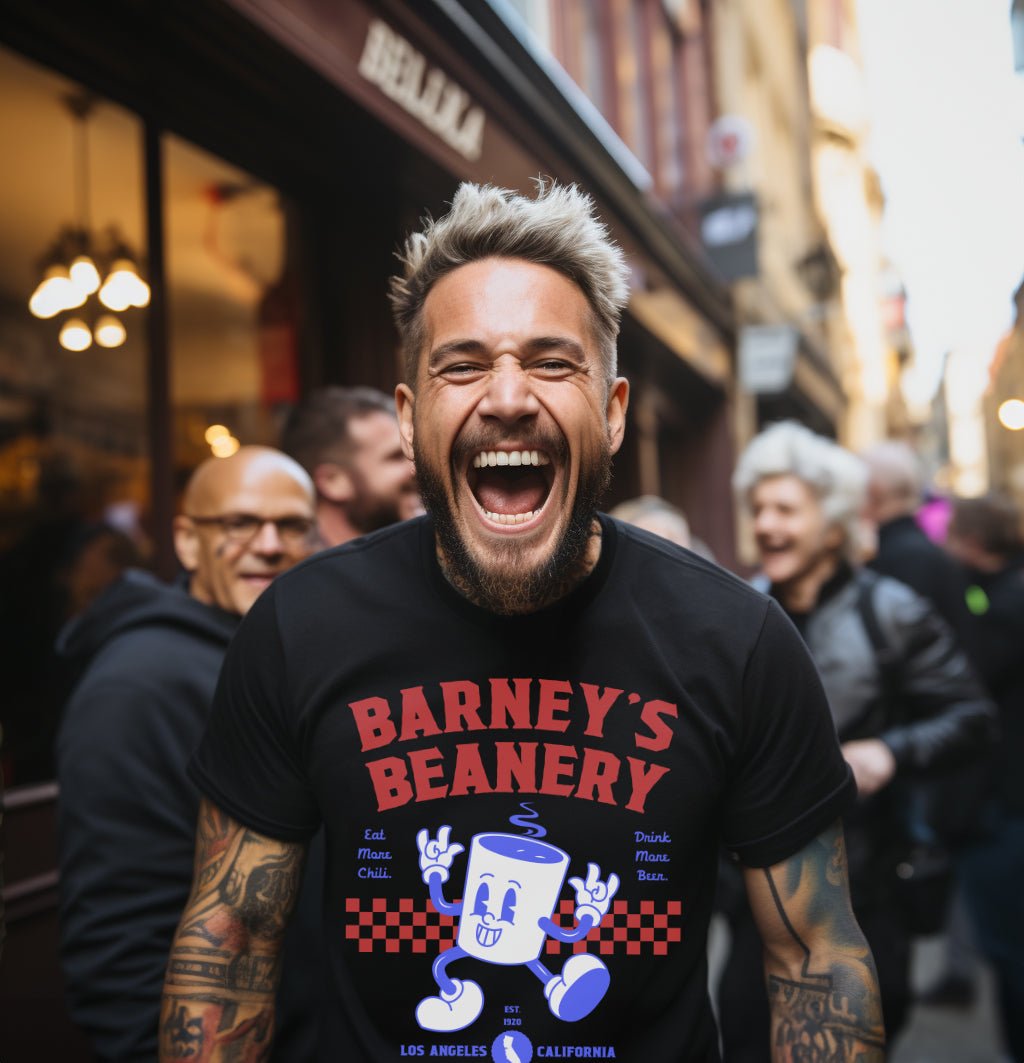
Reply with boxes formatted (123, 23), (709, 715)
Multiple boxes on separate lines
(698, 192), (759, 281)
(738, 324), (798, 393)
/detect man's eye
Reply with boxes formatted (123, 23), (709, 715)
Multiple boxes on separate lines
(443, 363), (484, 376)
(534, 360), (573, 374)
(224, 516), (258, 534)
(277, 518), (314, 537)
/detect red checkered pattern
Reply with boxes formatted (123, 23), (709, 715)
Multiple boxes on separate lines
(343, 897), (682, 956)
(544, 898), (682, 957)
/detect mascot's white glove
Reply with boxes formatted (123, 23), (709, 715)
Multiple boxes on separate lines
(416, 825), (465, 884)
(568, 862), (620, 926)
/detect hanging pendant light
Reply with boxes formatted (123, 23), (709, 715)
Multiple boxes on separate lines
(29, 263), (85, 319)
(27, 92), (149, 349)
(59, 317), (93, 352)
(69, 252), (101, 296)
(94, 313), (127, 348)
(99, 257), (150, 311)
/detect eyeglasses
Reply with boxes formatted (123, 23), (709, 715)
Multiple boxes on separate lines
(186, 513), (316, 546)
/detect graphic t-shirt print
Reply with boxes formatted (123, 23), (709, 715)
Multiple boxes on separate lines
(348, 677), (677, 814)
(413, 805), (619, 1032)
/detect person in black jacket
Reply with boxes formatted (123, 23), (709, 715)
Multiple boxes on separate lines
(717, 421), (996, 1060)
(862, 440), (974, 644)
(56, 446), (316, 1062)
(944, 493), (1024, 1061)
(862, 439), (983, 1006)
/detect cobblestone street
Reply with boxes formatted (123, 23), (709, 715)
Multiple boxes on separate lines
(892, 936), (1010, 1063)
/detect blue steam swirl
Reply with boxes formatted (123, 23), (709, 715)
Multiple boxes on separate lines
(508, 801), (546, 839)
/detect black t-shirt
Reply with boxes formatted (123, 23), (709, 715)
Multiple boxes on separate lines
(192, 516), (853, 1062)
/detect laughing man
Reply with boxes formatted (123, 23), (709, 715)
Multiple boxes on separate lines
(160, 182), (883, 1062)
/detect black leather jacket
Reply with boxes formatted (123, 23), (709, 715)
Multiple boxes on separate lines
(771, 565), (998, 898)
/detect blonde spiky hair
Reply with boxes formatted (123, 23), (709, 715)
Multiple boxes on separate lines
(388, 179), (630, 387)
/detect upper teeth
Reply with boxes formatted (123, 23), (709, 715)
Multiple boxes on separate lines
(472, 450), (550, 468)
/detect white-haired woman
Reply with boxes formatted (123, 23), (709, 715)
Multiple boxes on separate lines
(717, 421), (995, 1059)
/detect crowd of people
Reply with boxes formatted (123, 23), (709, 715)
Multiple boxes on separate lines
(39, 180), (1022, 1062)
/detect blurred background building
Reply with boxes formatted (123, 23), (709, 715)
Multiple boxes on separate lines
(0, 2), (1020, 1059)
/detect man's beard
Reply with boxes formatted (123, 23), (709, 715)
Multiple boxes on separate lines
(347, 469), (404, 535)
(415, 429), (613, 615)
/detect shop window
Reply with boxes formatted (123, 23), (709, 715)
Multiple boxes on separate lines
(164, 136), (300, 481)
(0, 47), (150, 786)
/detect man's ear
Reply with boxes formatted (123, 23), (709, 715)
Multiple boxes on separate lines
(314, 462), (354, 504)
(395, 383), (415, 462)
(172, 515), (199, 573)
(606, 377), (630, 456)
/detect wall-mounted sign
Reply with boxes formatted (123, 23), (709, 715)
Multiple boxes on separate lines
(358, 19), (485, 162)
(698, 192), (759, 281)
(738, 324), (798, 394)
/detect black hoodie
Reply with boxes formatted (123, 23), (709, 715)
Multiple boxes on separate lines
(56, 569), (239, 1062)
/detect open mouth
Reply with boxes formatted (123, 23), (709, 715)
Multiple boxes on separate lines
(466, 449), (554, 527)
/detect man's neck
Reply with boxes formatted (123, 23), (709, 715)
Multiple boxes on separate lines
(316, 500), (360, 549)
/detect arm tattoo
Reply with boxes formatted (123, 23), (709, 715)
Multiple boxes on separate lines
(762, 823), (885, 1062)
(159, 800), (305, 1061)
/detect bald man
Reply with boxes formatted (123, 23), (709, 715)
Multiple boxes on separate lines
(56, 447), (315, 1062)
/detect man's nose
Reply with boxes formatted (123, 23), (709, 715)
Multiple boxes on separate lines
(248, 519), (285, 555)
(477, 364), (540, 423)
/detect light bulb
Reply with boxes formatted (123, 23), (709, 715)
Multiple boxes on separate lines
(100, 258), (150, 310)
(94, 314), (127, 348)
(210, 434), (240, 458)
(99, 271), (132, 311)
(29, 265), (85, 319)
(69, 255), (101, 296)
(204, 424), (230, 445)
(59, 317), (92, 352)
(130, 275), (151, 308)
(998, 399), (1024, 431)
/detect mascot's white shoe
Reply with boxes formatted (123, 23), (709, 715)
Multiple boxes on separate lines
(415, 978), (484, 1032)
(544, 954), (610, 1022)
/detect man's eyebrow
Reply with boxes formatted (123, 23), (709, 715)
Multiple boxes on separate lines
(523, 337), (586, 360)
(427, 339), (487, 368)
(427, 336), (586, 367)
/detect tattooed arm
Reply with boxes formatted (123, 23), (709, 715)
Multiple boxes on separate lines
(159, 798), (306, 1062)
(743, 819), (885, 1063)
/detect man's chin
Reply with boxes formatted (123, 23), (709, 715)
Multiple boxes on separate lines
(440, 511), (594, 615)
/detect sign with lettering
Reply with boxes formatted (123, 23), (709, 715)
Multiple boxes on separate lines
(738, 324), (798, 394)
(358, 19), (485, 162)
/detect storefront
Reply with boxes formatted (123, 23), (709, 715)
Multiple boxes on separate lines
(1, 0), (735, 784)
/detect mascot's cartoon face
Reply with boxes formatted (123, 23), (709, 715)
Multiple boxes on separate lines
(457, 833), (569, 965)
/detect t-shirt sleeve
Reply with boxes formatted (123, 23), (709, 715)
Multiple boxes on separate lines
(189, 584), (319, 841)
(721, 598), (855, 867)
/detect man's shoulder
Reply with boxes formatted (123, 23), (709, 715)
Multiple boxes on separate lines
(610, 517), (765, 603)
(70, 617), (226, 704)
(607, 518), (775, 650)
(275, 517), (423, 589)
